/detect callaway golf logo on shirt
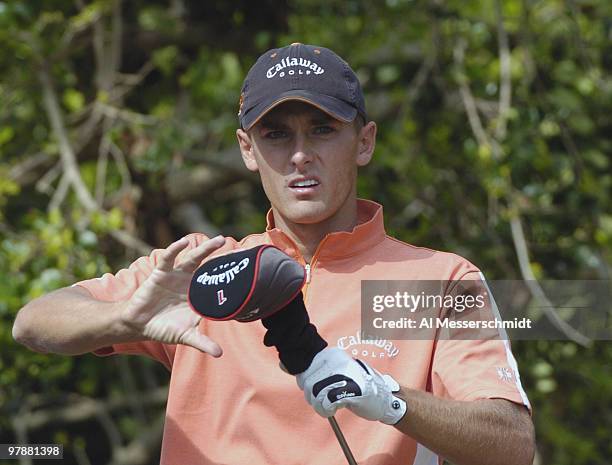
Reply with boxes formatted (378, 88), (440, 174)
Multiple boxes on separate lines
(337, 330), (400, 359)
(266, 57), (325, 78)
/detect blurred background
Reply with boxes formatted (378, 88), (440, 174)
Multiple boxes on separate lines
(0, 0), (610, 464)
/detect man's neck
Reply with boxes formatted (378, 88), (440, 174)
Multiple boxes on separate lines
(270, 200), (359, 263)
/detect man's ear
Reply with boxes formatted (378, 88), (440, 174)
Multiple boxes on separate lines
(356, 121), (376, 167)
(236, 128), (258, 172)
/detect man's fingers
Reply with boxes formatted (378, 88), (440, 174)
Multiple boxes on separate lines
(181, 328), (224, 357)
(305, 378), (345, 405)
(316, 386), (344, 417)
(177, 235), (226, 273)
(157, 237), (190, 272)
(321, 394), (345, 416)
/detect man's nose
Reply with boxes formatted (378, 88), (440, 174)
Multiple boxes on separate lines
(290, 132), (314, 168)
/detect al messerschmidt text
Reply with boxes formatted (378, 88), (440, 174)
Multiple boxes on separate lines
(372, 317), (532, 330)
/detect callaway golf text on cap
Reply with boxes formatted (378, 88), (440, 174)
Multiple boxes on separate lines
(238, 43), (367, 130)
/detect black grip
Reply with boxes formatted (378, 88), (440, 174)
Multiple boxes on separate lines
(261, 292), (327, 375)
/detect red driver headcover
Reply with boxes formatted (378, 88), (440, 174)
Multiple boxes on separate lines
(188, 244), (328, 374)
(187, 245), (306, 322)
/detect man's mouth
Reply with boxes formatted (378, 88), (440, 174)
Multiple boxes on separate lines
(288, 177), (321, 196)
(289, 177), (320, 188)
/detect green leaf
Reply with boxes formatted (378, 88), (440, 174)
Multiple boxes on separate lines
(62, 89), (85, 112)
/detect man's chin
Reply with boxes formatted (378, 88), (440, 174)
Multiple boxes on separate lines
(280, 201), (331, 225)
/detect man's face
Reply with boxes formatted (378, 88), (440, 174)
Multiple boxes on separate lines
(236, 101), (376, 227)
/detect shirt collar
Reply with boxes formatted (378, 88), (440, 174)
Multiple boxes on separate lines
(263, 199), (387, 261)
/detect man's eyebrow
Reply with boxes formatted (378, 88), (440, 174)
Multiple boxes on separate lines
(259, 112), (335, 129)
(259, 118), (288, 129)
(309, 114), (335, 125)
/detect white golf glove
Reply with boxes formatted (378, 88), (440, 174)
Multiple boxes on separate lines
(296, 348), (407, 425)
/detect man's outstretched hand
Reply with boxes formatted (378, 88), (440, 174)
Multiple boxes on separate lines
(120, 235), (226, 356)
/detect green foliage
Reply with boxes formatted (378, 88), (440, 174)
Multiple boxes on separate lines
(0, 0), (610, 463)
(0, 208), (112, 413)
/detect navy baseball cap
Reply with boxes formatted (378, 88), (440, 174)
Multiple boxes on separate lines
(238, 43), (367, 130)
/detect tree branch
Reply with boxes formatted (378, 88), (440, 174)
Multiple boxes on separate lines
(96, 102), (158, 125)
(37, 59), (152, 255)
(495, 0), (512, 141)
(12, 387), (168, 431)
(116, 357), (148, 426)
(108, 138), (132, 192)
(73, 443), (94, 465)
(110, 0), (123, 79)
(111, 60), (155, 103)
(8, 152), (52, 184)
(12, 414), (32, 465)
(172, 202), (220, 237)
(48, 172), (71, 211)
(39, 62), (99, 211)
(453, 29), (592, 347)
(96, 119), (112, 205)
(109, 229), (152, 255)
(108, 413), (165, 465)
(35, 161), (62, 195)
(509, 213), (591, 346)
(453, 39), (504, 160)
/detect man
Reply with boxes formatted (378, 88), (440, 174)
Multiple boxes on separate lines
(13, 44), (535, 465)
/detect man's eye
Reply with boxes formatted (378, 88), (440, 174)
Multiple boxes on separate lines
(313, 126), (334, 135)
(264, 130), (288, 139)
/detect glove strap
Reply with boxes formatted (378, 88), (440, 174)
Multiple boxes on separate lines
(381, 394), (407, 425)
(381, 373), (407, 425)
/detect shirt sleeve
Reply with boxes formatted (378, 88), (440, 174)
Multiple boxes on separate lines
(430, 270), (532, 413)
(73, 233), (212, 370)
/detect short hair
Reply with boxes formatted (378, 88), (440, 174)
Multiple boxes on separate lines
(353, 115), (366, 133)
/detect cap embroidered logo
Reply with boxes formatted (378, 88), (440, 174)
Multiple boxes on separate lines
(266, 57), (325, 78)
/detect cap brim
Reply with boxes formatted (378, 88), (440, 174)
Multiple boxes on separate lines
(241, 90), (358, 131)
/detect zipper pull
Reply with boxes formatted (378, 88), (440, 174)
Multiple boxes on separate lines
(305, 263), (311, 283)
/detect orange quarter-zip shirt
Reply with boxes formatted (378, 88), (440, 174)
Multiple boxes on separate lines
(76, 199), (530, 465)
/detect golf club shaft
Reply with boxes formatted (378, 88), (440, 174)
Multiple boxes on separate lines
(328, 416), (358, 465)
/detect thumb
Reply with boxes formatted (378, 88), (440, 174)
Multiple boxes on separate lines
(181, 327), (223, 357)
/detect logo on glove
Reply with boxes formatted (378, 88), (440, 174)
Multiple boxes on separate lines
(312, 374), (363, 404)
(336, 391), (356, 401)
